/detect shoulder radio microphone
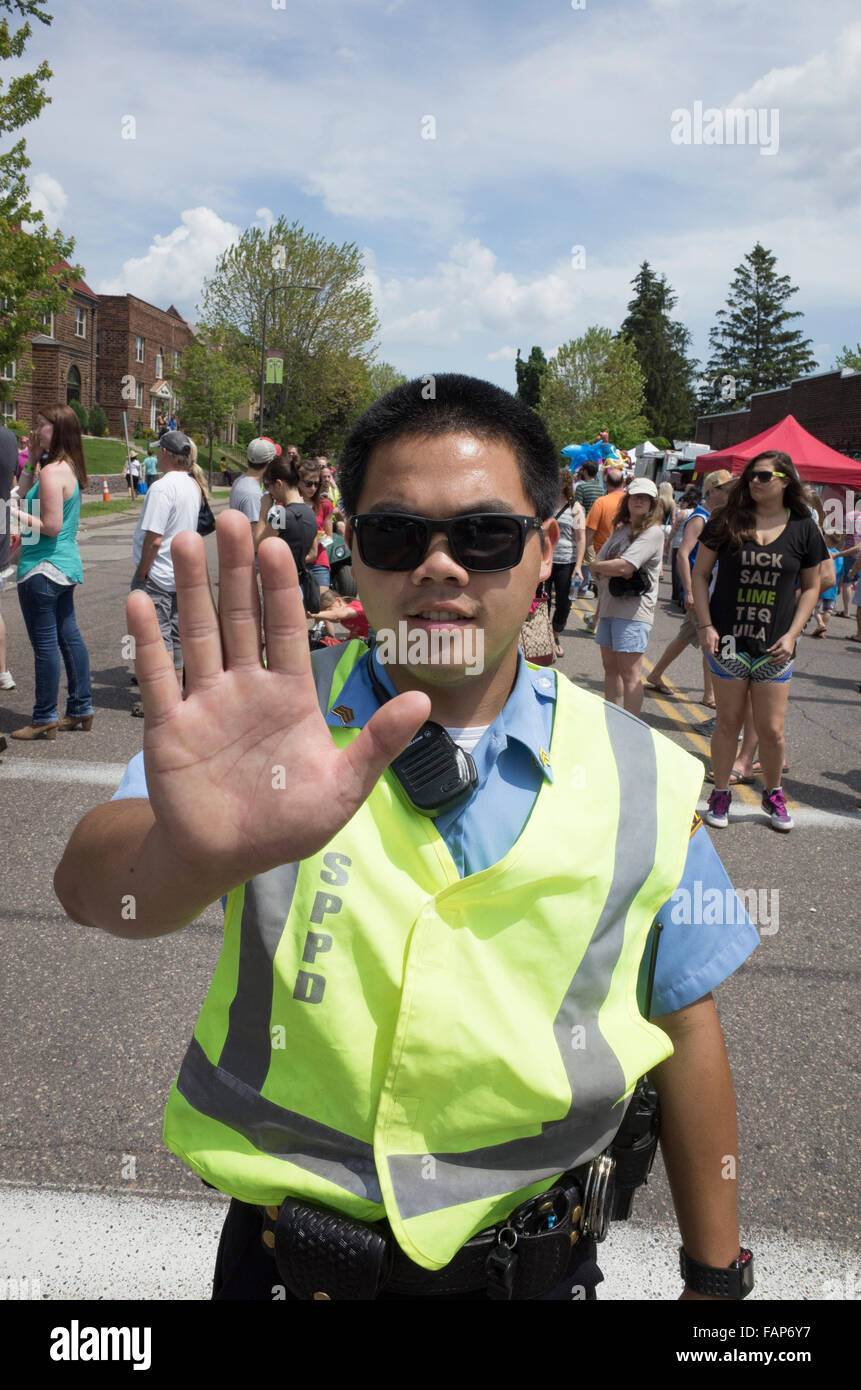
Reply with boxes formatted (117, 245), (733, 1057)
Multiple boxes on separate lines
(366, 647), (478, 817)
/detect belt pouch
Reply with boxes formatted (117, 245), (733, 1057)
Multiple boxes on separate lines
(273, 1197), (391, 1301)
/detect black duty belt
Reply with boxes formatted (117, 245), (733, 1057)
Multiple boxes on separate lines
(259, 1164), (595, 1301)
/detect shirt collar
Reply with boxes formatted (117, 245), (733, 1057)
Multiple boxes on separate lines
(325, 646), (557, 782)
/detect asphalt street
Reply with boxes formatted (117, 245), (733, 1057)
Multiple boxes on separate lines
(1, 505), (858, 1300)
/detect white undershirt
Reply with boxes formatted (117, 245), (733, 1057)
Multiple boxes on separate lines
(443, 724), (489, 755)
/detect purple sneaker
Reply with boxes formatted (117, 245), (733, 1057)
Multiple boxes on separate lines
(762, 787), (793, 831)
(704, 788), (731, 828)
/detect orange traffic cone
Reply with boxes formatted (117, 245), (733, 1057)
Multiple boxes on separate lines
(102, 477), (110, 501)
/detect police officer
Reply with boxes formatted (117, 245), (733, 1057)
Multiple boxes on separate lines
(55, 376), (757, 1301)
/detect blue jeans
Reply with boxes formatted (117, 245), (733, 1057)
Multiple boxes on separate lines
(17, 574), (93, 723)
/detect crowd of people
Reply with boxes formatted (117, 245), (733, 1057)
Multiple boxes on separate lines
(1, 403), (859, 841)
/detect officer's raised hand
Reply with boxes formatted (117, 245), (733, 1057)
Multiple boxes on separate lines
(54, 511), (429, 936)
(128, 510), (429, 892)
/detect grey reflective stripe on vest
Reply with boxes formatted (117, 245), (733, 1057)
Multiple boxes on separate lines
(177, 1036), (382, 1202)
(311, 641), (350, 716)
(219, 862), (301, 1086)
(387, 700), (658, 1220)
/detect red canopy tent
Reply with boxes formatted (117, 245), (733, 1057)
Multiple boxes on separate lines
(694, 414), (861, 488)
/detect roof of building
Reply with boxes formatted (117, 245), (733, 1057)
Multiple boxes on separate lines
(53, 260), (99, 300)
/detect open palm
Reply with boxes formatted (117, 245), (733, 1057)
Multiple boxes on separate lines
(127, 513), (428, 894)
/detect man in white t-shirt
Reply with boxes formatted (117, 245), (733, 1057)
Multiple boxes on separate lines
(130, 431), (201, 710)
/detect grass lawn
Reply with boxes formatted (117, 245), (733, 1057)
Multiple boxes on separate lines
(80, 497), (143, 516)
(82, 435), (248, 477)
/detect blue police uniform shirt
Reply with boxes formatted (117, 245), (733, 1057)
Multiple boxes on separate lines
(112, 648), (758, 1016)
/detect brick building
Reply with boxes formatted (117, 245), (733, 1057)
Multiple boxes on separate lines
(96, 295), (195, 438)
(696, 369), (861, 458)
(2, 262), (99, 427)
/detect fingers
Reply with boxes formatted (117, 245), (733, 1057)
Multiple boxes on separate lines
(341, 690), (432, 801)
(172, 529), (224, 690)
(215, 510), (263, 669)
(258, 536), (316, 676)
(127, 589), (182, 724)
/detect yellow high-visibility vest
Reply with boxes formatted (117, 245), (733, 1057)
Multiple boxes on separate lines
(163, 642), (703, 1269)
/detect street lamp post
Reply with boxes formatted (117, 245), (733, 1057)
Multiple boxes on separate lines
(258, 283), (323, 437)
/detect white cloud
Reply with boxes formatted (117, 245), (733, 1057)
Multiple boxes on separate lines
(95, 207), (239, 307)
(28, 173), (68, 229)
(487, 345), (518, 361)
(254, 207), (275, 231)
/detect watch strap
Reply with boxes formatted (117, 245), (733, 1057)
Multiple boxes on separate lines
(679, 1246), (754, 1299)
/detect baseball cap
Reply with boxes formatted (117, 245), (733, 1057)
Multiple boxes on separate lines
(703, 469), (733, 491)
(247, 437), (281, 466)
(157, 429), (192, 457)
(627, 477), (658, 498)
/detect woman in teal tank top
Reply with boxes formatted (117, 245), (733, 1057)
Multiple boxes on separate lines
(10, 405), (93, 740)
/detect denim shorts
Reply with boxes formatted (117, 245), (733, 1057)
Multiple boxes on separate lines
(595, 617), (651, 653)
(308, 563), (331, 587)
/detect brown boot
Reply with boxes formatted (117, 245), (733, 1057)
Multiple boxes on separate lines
(57, 715), (94, 731)
(11, 721), (58, 740)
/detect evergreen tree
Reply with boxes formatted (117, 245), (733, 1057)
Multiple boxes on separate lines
(703, 243), (817, 413)
(618, 262), (697, 439)
(515, 346), (548, 410)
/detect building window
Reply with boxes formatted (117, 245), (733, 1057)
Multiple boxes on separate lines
(0, 361), (15, 380)
(173, 351), (180, 371)
(96, 330), (101, 357)
(75, 307), (86, 338)
(150, 399), (158, 431)
(135, 382), (143, 409)
(136, 336), (144, 363)
(41, 309), (54, 336)
(1, 296), (14, 312)
(156, 351), (163, 377)
(66, 365), (82, 403)
(1, 400), (16, 423)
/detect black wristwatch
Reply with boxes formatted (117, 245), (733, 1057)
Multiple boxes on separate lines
(679, 1246), (754, 1299)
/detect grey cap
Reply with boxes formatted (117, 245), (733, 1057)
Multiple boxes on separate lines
(158, 430), (192, 457)
(247, 437), (278, 467)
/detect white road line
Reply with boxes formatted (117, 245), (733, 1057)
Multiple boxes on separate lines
(0, 1187), (853, 1300)
(697, 800), (861, 830)
(0, 758), (129, 786)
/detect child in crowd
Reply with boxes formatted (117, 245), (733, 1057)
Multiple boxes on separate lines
(808, 532), (844, 637)
(310, 589), (370, 641)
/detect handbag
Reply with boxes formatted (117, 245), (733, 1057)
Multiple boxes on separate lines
(197, 492), (216, 536)
(609, 565), (650, 598)
(519, 583), (555, 666)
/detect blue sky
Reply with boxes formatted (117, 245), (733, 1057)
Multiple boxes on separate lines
(13, 0), (861, 391)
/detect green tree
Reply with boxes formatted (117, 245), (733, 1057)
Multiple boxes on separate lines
(618, 263), (697, 438)
(538, 327), (649, 453)
(175, 338), (250, 487)
(835, 343), (861, 372)
(514, 346), (548, 410)
(68, 397), (87, 432)
(702, 243), (817, 414)
(199, 218), (379, 445)
(88, 400), (107, 437)
(0, 2), (82, 401)
(365, 360), (407, 402)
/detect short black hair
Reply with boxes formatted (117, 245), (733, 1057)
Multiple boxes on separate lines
(580, 459), (598, 479)
(338, 373), (560, 519)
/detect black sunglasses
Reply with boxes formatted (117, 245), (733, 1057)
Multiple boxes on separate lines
(350, 512), (545, 572)
(748, 470), (786, 484)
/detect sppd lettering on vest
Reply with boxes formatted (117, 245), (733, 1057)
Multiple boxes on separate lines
(292, 852), (351, 1005)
